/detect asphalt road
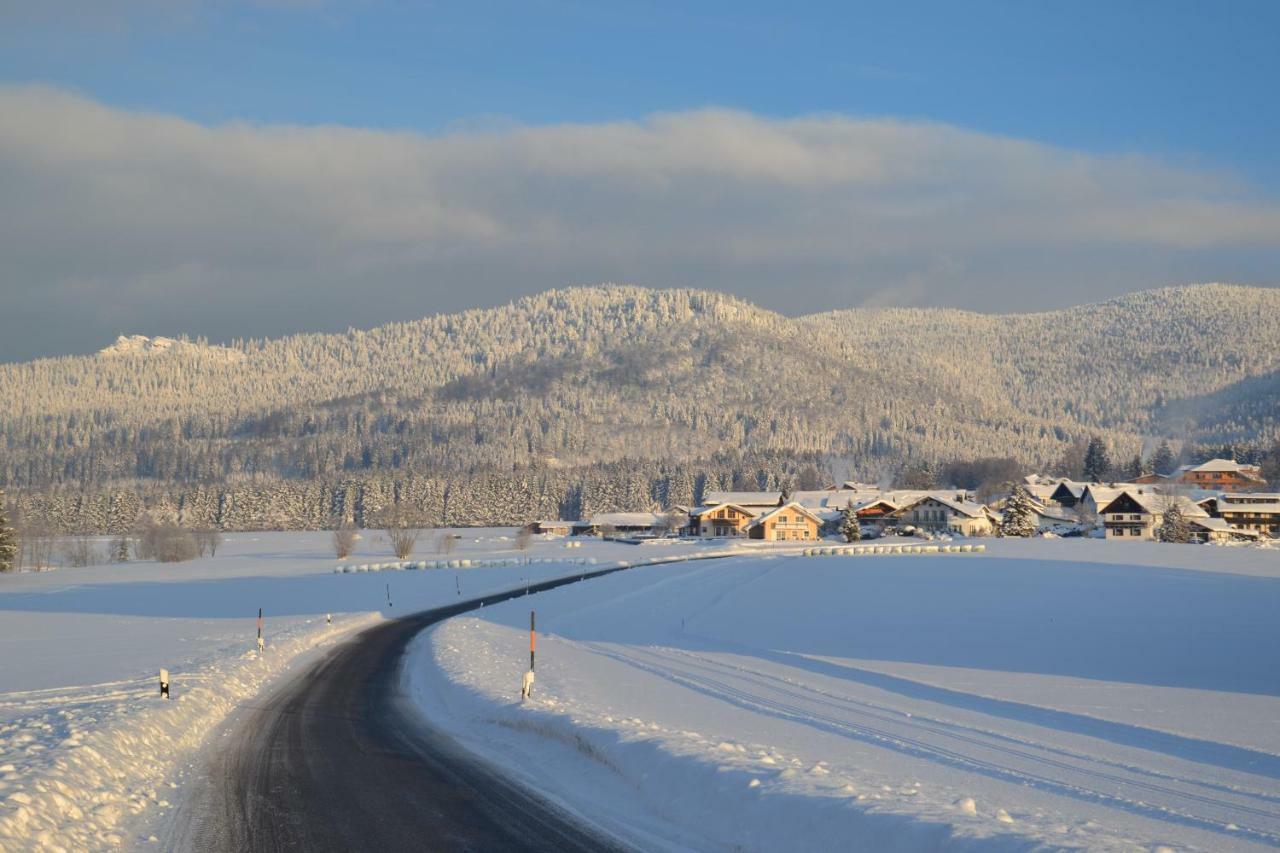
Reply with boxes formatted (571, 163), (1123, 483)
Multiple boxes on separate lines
(174, 568), (633, 852)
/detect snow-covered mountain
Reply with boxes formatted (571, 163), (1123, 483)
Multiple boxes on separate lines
(2, 283), (1278, 491)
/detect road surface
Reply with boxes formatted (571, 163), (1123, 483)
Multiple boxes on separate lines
(173, 568), (633, 852)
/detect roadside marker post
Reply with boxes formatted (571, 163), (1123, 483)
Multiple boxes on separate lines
(257, 608), (265, 655)
(521, 610), (536, 702)
(159, 668), (170, 699)
(386, 583), (393, 609)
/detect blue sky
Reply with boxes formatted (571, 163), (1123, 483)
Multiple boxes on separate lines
(6, 1), (1277, 183)
(0, 1), (1277, 360)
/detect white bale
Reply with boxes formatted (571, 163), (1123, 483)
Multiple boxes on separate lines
(974, 544), (986, 552)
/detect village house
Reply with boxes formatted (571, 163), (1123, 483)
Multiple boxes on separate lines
(747, 502), (823, 541)
(1213, 493), (1280, 537)
(690, 502), (757, 537)
(1048, 481), (1089, 509)
(581, 512), (676, 538)
(891, 494), (997, 536)
(1174, 459), (1267, 492)
(852, 497), (901, 532)
(1099, 491), (1257, 542)
(530, 520), (578, 536)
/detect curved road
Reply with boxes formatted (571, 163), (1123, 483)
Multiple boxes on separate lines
(174, 569), (633, 852)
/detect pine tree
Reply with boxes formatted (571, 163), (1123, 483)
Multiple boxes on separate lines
(1157, 500), (1193, 544)
(839, 502), (862, 542)
(1123, 454), (1143, 481)
(1151, 441), (1176, 476)
(999, 486), (1038, 538)
(1082, 436), (1111, 482)
(0, 491), (17, 573)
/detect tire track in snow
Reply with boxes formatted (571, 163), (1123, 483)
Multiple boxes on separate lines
(579, 641), (1280, 847)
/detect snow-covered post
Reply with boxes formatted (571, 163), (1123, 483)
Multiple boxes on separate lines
(159, 668), (170, 699)
(326, 612), (332, 627)
(256, 608), (265, 655)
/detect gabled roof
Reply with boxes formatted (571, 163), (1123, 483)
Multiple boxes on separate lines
(1050, 481), (1088, 501)
(748, 502), (824, 528)
(1099, 490), (1210, 518)
(703, 490), (782, 507)
(1182, 458), (1262, 474)
(854, 497), (899, 514)
(895, 492), (988, 519)
(691, 502), (757, 518)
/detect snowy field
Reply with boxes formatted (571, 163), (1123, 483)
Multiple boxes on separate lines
(0, 528), (724, 850)
(411, 538), (1280, 852)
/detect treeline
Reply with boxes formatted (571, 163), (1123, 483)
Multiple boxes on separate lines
(5, 453), (829, 535)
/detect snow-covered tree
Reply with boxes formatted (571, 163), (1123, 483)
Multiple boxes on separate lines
(1151, 441), (1176, 477)
(1082, 437), (1112, 482)
(1156, 500), (1194, 544)
(0, 491), (17, 573)
(999, 486), (1038, 538)
(839, 502), (862, 542)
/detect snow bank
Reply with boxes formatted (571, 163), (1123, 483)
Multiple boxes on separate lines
(0, 612), (376, 850)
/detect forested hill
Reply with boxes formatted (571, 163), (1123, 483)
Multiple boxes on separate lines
(3, 283), (1279, 491)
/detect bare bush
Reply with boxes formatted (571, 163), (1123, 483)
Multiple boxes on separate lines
(514, 524), (534, 557)
(110, 535), (132, 563)
(137, 518), (200, 562)
(20, 518), (55, 571)
(332, 517), (358, 559)
(60, 535), (102, 568)
(196, 528), (222, 557)
(155, 525), (200, 562)
(379, 506), (422, 559)
(435, 531), (456, 556)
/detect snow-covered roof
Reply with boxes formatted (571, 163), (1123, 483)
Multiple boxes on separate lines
(1190, 517), (1261, 538)
(1178, 459), (1263, 475)
(896, 493), (989, 519)
(703, 491), (782, 507)
(589, 512), (668, 527)
(791, 489), (879, 510)
(690, 503), (758, 518)
(749, 502), (824, 527)
(1032, 504), (1076, 523)
(1081, 485), (1125, 506)
(1219, 501), (1280, 514)
(1101, 491), (1209, 518)
(1220, 492), (1280, 503)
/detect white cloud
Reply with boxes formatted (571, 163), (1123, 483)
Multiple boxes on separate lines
(0, 84), (1277, 360)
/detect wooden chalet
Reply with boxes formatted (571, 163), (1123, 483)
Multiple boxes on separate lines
(1174, 459), (1267, 493)
(747, 502), (823, 541)
(691, 503), (757, 538)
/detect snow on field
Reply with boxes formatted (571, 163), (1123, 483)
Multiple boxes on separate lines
(410, 538), (1280, 852)
(0, 528), (706, 851)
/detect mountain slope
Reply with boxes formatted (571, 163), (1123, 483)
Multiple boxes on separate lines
(2, 284), (1278, 490)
